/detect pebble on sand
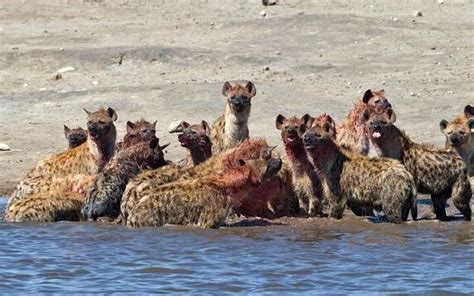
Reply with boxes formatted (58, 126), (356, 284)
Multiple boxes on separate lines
(413, 11), (422, 17)
(56, 66), (75, 74)
(0, 143), (11, 151)
(260, 10), (267, 17)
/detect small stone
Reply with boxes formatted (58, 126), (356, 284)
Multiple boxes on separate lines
(59, 47), (64, 51)
(53, 73), (62, 80)
(438, 0), (444, 4)
(262, 0), (277, 6)
(23, 83), (28, 87)
(410, 92), (416, 96)
(0, 143), (10, 151)
(448, 90), (454, 94)
(263, 65), (270, 71)
(297, 11), (304, 15)
(39, 88), (47, 91)
(381, 81), (386, 85)
(392, 17), (398, 21)
(92, 80), (99, 86)
(259, 10), (267, 17)
(431, 47), (436, 50)
(347, 81), (352, 86)
(413, 10), (422, 17)
(57, 66), (75, 73)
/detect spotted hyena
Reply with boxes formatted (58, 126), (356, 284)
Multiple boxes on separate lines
(8, 107), (118, 209)
(119, 139), (279, 222)
(82, 138), (169, 221)
(169, 120), (212, 167)
(275, 114), (323, 216)
(440, 104), (474, 176)
(210, 81), (257, 154)
(116, 119), (157, 152)
(337, 89), (392, 156)
(126, 158), (282, 228)
(303, 121), (417, 223)
(366, 107), (471, 221)
(64, 125), (88, 149)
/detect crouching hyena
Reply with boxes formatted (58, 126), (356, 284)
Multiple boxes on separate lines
(169, 120), (212, 167)
(367, 107), (472, 221)
(64, 125), (88, 149)
(303, 121), (417, 223)
(440, 104), (474, 176)
(126, 157), (282, 228)
(210, 81), (256, 154)
(116, 119), (157, 152)
(337, 89), (392, 156)
(82, 138), (169, 221)
(275, 114), (323, 216)
(8, 107), (117, 209)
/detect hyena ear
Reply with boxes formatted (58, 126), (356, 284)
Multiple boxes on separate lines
(201, 120), (211, 137)
(83, 108), (91, 116)
(64, 125), (71, 137)
(387, 108), (397, 123)
(107, 107), (118, 121)
(322, 122), (332, 133)
(467, 118), (474, 131)
(439, 119), (449, 132)
(245, 81), (257, 97)
(152, 120), (157, 128)
(126, 121), (136, 133)
(261, 145), (277, 159)
(160, 142), (171, 150)
(180, 121), (191, 130)
(222, 81), (233, 96)
(362, 89), (374, 104)
(149, 138), (159, 149)
(238, 159), (246, 166)
(301, 114), (315, 128)
(275, 114), (286, 130)
(464, 105), (474, 118)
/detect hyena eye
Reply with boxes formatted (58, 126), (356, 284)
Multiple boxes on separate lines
(460, 131), (466, 135)
(99, 120), (106, 125)
(375, 99), (381, 104)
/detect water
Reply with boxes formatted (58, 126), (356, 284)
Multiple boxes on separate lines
(0, 197), (473, 294)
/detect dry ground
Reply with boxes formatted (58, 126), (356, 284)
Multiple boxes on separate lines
(1, 0), (473, 195)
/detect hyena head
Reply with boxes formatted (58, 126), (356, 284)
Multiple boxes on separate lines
(363, 107), (397, 141)
(169, 120), (211, 149)
(238, 157), (283, 185)
(221, 139), (277, 170)
(303, 121), (336, 153)
(440, 106), (474, 148)
(64, 125), (88, 149)
(311, 113), (337, 139)
(122, 119), (157, 149)
(83, 107), (118, 144)
(275, 114), (313, 147)
(222, 81), (257, 117)
(362, 89), (392, 109)
(132, 138), (170, 170)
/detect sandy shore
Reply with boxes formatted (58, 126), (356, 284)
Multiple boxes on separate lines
(0, 0), (473, 195)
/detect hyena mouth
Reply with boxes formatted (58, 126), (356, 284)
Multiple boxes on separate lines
(178, 134), (190, 147)
(372, 132), (382, 139)
(286, 134), (298, 143)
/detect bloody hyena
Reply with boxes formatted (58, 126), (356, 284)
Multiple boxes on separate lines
(336, 89), (392, 156)
(64, 125), (88, 149)
(275, 114), (323, 216)
(210, 81), (257, 154)
(303, 122), (417, 223)
(126, 158), (282, 228)
(169, 120), (213, 167)
(119, 139), (276, 222)
(440, 105), (474, 176)
(116, 119), (157, 152)
(366, 107), (471, 221)
(8, 107), (118, 209)
(82, 138), (169, 221)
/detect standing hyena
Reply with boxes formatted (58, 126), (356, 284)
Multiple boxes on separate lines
(210, 81), (257, 154)
(303, 122), (417, 223)
(126, 158), (282, 228)
(440, 105), (474, 176)
(169, 120), (213, 167)
(116, 119), (157, 152)
(64, 125), (88, 149)
(366, 107), (472, 221)
(8, 107), (118, 208)
(82, 138), (169, 221)
(337, 89), (392, 156)
(275, 114), (323, 216)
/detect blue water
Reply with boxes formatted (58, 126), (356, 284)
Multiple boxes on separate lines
(0, 197), (473, 294)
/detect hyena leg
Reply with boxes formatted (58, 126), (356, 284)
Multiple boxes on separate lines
(431, 191), (450, 221)
(451, 174), (472, 221)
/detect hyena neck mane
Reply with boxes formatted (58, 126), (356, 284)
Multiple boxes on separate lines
(224, 104), (250, 140)
(310, 141), (347, 176)
(88, 126), (117, 171)
(189, 138), (213, 166)
(206, 167), (258, 201)
(347, 101), (370, 137)
(371, 126), (408, 161)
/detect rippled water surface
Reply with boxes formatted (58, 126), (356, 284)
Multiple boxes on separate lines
(0, 198), (473, 294)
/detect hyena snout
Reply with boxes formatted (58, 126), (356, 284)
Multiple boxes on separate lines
(230, 97), (249, 112)
(303, 132), (319, 149)
(449, 133), (467, 146)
